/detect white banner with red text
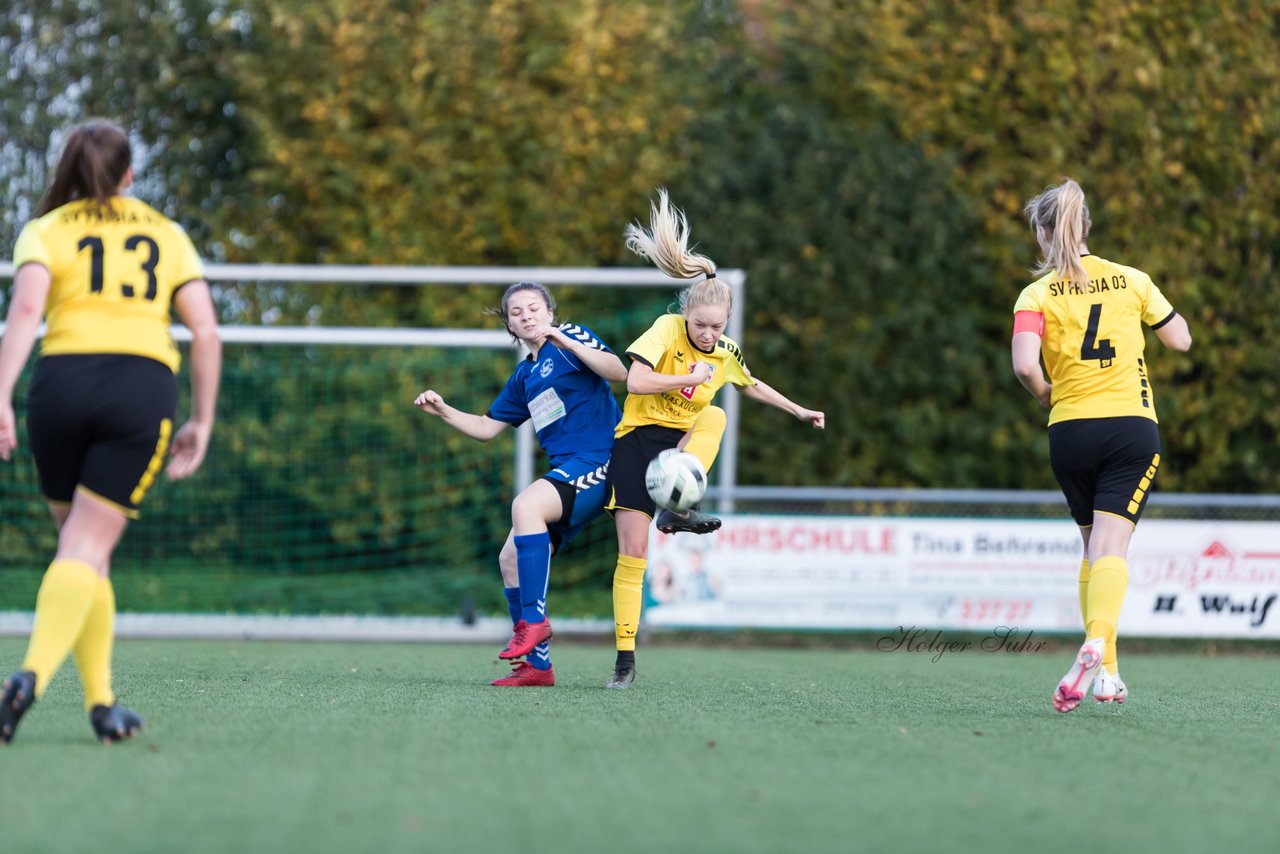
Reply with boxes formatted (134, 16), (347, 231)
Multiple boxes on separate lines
(642, 516), (1280, 638)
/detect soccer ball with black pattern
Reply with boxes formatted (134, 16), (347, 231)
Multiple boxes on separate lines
(644, 449), (707, 512)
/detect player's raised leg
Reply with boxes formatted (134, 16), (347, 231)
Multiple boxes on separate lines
(656, 406), (724, 535)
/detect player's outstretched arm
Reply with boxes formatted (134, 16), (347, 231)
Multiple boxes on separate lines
(740, 379), (825, 429)
(414, 390), (508, 442)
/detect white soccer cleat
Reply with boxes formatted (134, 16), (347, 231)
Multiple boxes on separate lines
(1052, 637), (1105, 714)
(1091, 667), (1128, 704)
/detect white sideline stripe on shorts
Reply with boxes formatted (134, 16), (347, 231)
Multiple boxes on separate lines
(0, 611), (611, 643)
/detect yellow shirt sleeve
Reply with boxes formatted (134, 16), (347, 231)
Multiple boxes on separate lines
(1141, 278), (1175, 326)
(12, 222), (51, 270)
(1013, 281), (1047, 314)
(625, 315), (679, 367)
(719, 342), (756, 387)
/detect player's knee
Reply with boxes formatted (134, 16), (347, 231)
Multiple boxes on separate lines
(694, 405), (726, 436)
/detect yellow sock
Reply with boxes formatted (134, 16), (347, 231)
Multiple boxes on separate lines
(1086, 556), (1129, 676)
(1077, 559), (1091, 629)
(683, 405), (726, 473)
(21, 559), (100, 698)
(613, 555), (648, 651)
(73, 576), (117, 711)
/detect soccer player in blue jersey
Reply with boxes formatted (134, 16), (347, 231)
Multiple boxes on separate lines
(414, 282), (625, 686)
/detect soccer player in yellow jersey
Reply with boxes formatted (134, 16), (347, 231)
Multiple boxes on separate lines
(0, 121), (222, 744)
(603, 190), (825, 689)
(1011, 178), (1191, 713)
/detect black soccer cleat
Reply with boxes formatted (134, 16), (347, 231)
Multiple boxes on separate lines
(655, 506), (722, 536)
(90, 703), (144, 744)
(0, 671), (37, 745)
(605, 663), (637, 690)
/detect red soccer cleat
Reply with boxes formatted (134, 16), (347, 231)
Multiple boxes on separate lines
(498, 619), (554, 660)
(491, 661), (556, 687)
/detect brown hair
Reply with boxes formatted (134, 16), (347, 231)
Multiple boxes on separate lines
(1023, 178), (1091, 283)
(36, 120), (132, 217)
(483, 281), (557, 342)
(624, 188), (732, 316)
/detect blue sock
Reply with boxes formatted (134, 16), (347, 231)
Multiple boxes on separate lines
(503, 586), (521, 626)
(529, 641), (552, 671)
(507, 583), (552, 670)
(515, 532), (552, 625)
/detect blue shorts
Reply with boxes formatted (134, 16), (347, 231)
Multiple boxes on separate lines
(542, 456), (611, 552)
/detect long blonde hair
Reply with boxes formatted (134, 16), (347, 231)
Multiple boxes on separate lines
(1023, 178), (1091, 283)
(624, 188), (733, 315)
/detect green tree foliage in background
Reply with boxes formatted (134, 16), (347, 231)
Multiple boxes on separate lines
(827, 0), (1280, 489)
(0, 0), (250, 253)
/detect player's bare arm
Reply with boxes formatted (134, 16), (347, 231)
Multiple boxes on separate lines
(740, 379), (825, 429)
(1011, 331), (1052, 409)
(625, 359), (711, 395)
(1154, 313), (1192, 352)
(413, 390), (509, 441)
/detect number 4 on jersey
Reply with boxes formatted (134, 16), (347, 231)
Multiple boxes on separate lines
(1080, 303), (1116, 368)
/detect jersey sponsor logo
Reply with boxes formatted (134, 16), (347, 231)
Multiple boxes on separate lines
(539, 357), (555, 378)
(680, 363), (714, 400)
(528, 387), (567, 431)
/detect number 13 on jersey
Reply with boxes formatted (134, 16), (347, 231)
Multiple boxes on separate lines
(77, 234), (161, 300)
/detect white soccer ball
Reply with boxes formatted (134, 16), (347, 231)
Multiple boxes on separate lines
(645, 449), (707, 512)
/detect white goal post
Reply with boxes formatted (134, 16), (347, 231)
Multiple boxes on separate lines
(0, 261), (748, 511)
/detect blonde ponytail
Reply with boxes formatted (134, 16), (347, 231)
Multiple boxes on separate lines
(1024, 179), (1091, 283)
(625, 188), (732, 315)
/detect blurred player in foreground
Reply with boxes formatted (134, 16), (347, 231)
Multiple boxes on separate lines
(0, 120), (222, 744)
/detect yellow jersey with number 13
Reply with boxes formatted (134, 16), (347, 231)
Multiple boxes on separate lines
(616, 313), (756, 438)
(12, 196), (205, 373)
(1014, 255), (1176, 425)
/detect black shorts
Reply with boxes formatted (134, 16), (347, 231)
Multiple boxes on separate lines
(26, 354), (177, 519)
(604, 425), (686, 520)
(1048, 416), (1161, 527)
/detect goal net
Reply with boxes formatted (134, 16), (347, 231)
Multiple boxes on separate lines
(0, 265), (744, 619)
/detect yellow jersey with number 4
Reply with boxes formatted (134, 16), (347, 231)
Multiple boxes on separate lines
(1014, 255), (1176, 425)
(616, 313), (756, 437)
(12, 196), (205, 372)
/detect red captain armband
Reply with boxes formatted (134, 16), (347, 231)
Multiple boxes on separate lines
(1012, 311), (1044, 337)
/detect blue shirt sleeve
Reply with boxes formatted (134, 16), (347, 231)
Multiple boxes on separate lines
(485, 367), (530, 426)
(558, 323), (614, 355)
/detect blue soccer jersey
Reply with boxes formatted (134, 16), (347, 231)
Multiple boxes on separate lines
(486, 323), (622, 466)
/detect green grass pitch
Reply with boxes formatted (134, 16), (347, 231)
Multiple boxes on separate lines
(1, 638), (1277, 853)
